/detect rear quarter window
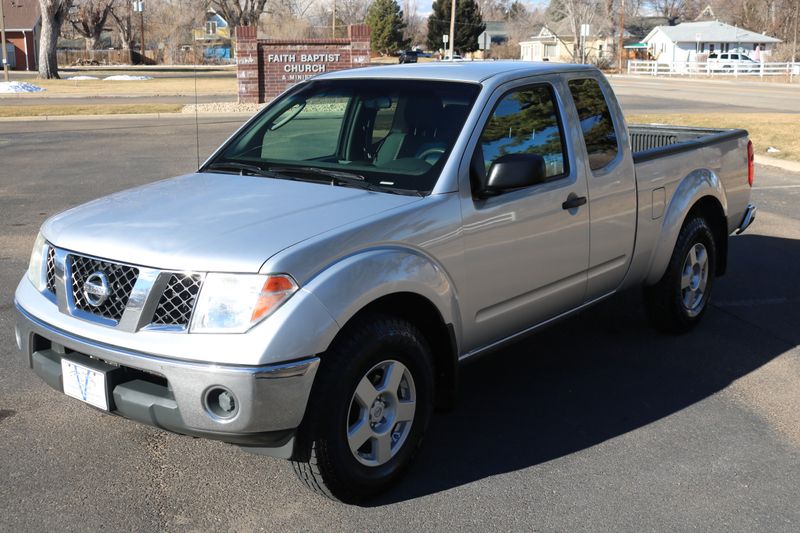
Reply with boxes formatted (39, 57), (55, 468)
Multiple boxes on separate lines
(567, 78), (619, 171)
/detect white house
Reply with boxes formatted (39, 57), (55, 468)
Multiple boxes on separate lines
(520, 23), (615, 64)
(643, 20), (781, 63)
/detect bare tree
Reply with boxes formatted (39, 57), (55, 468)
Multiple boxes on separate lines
(335, 0), (370, 25)
(550, 0), (604, 62)
(109, 1), (134, 63)
(70, 0), (116, 51)
(209, 0), (269, 27)
(38, 0), (73, 78)
(147, 0), (206, 64)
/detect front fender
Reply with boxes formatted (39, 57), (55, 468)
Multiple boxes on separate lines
(303, 246), (462, 350)
(645, 169), (728, 285)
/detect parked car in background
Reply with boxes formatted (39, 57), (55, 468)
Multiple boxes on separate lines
(707, 52), (760, 72)
(442, 54), (463, 61)
(15, 62), (756, 504)
(398, 50), (418, 64)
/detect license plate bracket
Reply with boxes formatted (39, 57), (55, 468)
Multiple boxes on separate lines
(61, 356), (121, 411)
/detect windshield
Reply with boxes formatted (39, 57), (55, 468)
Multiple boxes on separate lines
(208, 78), (481, 194)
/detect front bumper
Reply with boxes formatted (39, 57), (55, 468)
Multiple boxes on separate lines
(15, 301), (319, 456)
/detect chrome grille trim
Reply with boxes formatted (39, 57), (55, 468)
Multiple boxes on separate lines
(150, 273), (203, 329)
(43, 246), (208, 332)
(45, 245), (56, 294)
(68, 254), (140, 322)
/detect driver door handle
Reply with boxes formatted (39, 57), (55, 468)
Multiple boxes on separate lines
(562, 195), (587, 210)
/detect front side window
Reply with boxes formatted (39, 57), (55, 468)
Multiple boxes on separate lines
(211, 79), (480, 194)
(479, 84), (567, 180)
(567, 78), (618, 171)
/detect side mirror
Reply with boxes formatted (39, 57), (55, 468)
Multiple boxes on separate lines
(483, 153), (547, 194)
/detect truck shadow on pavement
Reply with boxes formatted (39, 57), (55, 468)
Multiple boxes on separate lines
(369, 233), (799, 505)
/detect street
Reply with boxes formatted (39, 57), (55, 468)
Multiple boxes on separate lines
(3, 72), (800, 113)
(609, 76), (800, 114)
(0, 109), (799, 530)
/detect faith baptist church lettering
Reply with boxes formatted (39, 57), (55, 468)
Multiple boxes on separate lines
(236, 25), (371, 103)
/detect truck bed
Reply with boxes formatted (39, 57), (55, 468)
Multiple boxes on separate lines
(629, 124), (748, 163)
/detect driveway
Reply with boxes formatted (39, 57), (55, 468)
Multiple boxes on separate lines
(0, 116), (798, 531)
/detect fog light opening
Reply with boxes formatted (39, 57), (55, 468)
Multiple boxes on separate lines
(205, 387), (239, 420)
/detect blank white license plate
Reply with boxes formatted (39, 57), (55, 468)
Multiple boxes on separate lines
(61, 359), (109, 411)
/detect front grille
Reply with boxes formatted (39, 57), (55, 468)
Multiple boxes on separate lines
(150, 274), (202, 328)
(69, 255), (139, 321)
(45, 246), (56, 294)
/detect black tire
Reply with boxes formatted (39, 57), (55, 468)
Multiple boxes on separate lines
(644, 216), (717, 334)
(291, 314), (434, 503)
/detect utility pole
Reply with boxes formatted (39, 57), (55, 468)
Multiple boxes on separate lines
(0, 0), (9, 82)
(133, 1), (145, 64)
(618, 0), (625, 72)
(140, 5), (145, 62)
(332, 0), (336, 38)
(793, 0), (798, 64)
(448, 0), (456, 60)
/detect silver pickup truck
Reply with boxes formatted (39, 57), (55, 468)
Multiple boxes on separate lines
(14, 62), (756, 503)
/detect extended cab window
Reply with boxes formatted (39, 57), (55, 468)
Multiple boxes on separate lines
(479, 84), (567, 179)
(568, 78), (618, 171)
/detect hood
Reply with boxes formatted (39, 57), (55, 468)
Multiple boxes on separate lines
(42, 172), (422, 273)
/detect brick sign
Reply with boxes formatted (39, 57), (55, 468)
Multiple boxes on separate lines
(236, 25), (371, 104)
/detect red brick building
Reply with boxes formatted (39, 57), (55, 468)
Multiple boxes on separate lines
(1, 0), (40, 71)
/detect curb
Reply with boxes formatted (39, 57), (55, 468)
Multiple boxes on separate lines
(0, 111), (255, 122)
(754, 155), (800, 173)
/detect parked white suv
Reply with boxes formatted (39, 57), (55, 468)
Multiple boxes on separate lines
(707, 52), (760, 72)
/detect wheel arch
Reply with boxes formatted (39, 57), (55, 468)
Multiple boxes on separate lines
(645, 169), (728, 285)
(303, 247), (462, 409)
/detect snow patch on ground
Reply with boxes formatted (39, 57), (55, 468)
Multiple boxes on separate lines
(67, 75), (100, 80)
(0, 81), (46, 93)
(103, 75), (153, 81)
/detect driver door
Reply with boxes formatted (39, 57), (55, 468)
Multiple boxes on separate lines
(458, 78), (591, 352)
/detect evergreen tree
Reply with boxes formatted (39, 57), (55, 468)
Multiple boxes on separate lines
(426, 0), (486, 53)
(366, 0), (408, 56)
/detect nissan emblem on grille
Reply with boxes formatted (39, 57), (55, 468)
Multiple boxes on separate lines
(83, 272), (111, 307)
(69, 254), (139, 321)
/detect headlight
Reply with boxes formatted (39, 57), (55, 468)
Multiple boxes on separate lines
(189, 273), (298, 333)
(26, 233), (47, 292)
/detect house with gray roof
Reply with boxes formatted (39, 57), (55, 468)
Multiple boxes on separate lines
(643, 20), (781, 63)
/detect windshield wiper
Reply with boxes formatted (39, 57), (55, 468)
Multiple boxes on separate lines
(268, 166), (422, 196)
(205, 162), (296, 181)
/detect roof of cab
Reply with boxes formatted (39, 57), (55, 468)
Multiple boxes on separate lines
(315, 61), (598, 84)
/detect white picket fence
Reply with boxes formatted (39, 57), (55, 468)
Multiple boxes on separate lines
(627, 60), (800, 81)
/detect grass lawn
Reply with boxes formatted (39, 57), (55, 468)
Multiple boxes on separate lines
(0, 104), (183, 117)
(627, 113), (800, 162)
(12, 76), (236, 96)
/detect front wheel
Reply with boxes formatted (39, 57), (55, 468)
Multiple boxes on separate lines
(644, 216), (717, 333)
(291, 315), (434, 503)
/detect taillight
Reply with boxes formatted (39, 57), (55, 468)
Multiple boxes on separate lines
(747, 140), (755, 187)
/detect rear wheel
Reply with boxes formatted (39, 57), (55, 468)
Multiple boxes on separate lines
(644, 216), (717, 333)
(291, 314), (434, 503)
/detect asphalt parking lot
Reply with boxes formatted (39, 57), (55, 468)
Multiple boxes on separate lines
(0, 114), (798, 531)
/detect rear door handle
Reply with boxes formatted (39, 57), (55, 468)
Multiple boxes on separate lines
(562, 196), (587, 210)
